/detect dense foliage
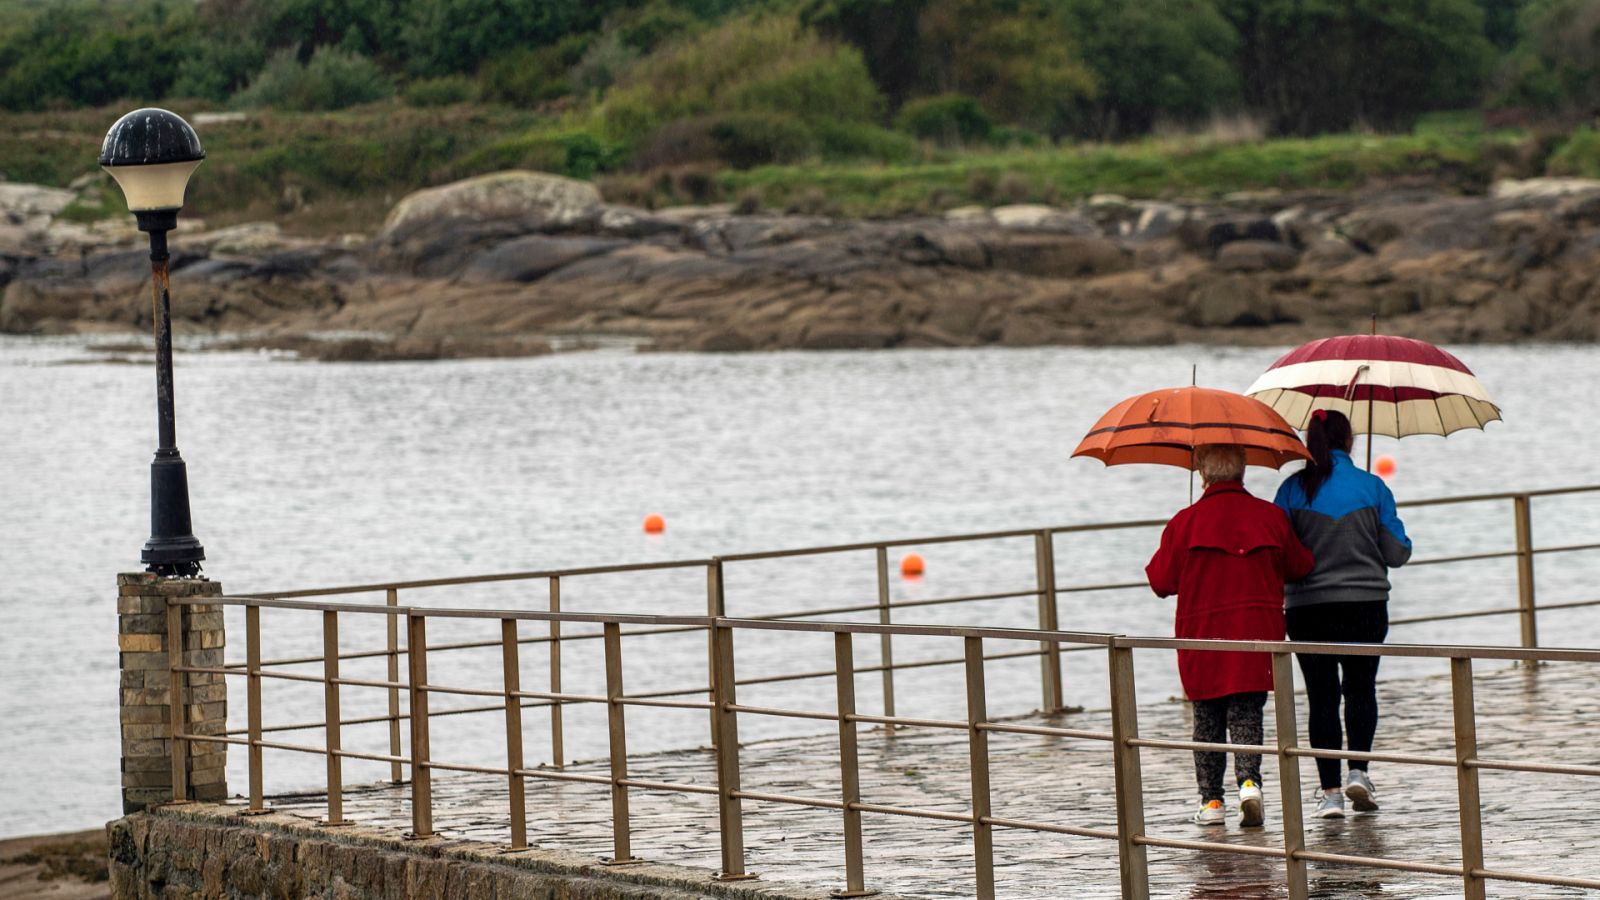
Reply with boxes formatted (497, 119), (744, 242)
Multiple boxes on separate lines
(1, 0), (1597, 217)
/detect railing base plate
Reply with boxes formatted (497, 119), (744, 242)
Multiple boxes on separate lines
(714, 872), (759, 882)
(600, 856), (645, 866)
(830, 889), (879, 898)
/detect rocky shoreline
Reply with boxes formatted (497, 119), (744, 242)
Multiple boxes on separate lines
(4, 171), (1600, 359)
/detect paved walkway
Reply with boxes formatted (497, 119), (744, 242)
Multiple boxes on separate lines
(262, 662), (1600, 898)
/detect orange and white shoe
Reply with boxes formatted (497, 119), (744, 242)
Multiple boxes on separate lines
(1238, 780), (1264, 827)
(1192, 798), (1225, 825)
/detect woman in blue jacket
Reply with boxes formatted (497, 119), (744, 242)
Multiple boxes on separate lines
(1275, 409), (1411, 820)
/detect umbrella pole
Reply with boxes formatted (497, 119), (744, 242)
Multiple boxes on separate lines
(1367, 315), (1377, 471)
(1189, 364), (1197, 504)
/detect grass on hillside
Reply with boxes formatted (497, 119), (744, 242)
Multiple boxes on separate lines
(0, 103), (1552, 234)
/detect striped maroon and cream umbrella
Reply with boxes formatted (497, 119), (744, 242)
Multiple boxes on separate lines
(1245, 334), (1501, 438)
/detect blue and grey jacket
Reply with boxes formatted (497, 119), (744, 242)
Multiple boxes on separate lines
(1273, 450), (1412, 609)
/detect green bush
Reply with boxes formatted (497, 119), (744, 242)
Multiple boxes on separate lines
(709, 112), (818, 168)
(600, 13), (884, 144)
(403, 75), (476, 107)
(232, 46), (395, 111)
(459, 127), (627, 178)
(477, 46), (570, 107)
(1547, 127), (1600, 177)
(812, 120), (919, 162)
(895, 94), (993, 145)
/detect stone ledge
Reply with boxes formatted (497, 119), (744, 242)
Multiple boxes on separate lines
(109, 804), (876, 900)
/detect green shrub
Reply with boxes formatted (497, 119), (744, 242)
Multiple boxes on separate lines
(708, 112), (817, 168)
(812, 120), (918, 163)
(635, 117), (721, 168)
(478, 46), (567, 107)
(600, 13), (884, 144)
(1547, 128), (1600, 177)
(989, 125), (1046, 149)
(459, 127), (627, 178)
(896, 94), (993, 145)
(403, 75), (476, 107)
(232, 47), (394, 111)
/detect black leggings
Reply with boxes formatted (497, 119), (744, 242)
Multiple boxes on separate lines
(1286, 600), (1389, 791)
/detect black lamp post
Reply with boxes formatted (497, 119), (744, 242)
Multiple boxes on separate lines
(100, 108), (207, 577)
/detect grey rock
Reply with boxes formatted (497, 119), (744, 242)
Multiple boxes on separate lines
(458, 236), (625, 284)
(1215, 239), (1299, 272)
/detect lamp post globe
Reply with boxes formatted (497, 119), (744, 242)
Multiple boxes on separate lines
(101, 108), (207, 577)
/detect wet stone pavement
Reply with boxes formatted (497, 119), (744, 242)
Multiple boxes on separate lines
(262, 662), (1600, 899)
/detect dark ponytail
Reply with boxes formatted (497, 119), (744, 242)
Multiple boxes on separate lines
(1299, 408), (1353, 502)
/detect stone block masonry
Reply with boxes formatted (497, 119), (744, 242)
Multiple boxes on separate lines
(117, 572), (227, 813)
(107, 805), (848, 900)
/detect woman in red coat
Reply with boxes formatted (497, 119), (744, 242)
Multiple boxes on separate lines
(1146, 444), (1315, 827)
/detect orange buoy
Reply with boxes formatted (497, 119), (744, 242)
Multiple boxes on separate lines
(643, 513), (665, 534)
(900, 552), (925, 577)
(1374, 455), (1396, 478)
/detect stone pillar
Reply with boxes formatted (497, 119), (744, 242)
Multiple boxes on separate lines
(118, 572), (227, 813)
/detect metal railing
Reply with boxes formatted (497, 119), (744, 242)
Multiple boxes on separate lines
(165, 599), (1600, 899)
(157, 483), (1600, 897)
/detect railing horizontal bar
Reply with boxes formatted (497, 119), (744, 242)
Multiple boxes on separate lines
(614, 696), (714, 711)
(1286, 747), (1456, 767)
(978, 722), (1114, 742)
(1048, 519), (1167, 534)
(726, 703), (837, 723)
(241, 558), (719, 599)
(333, 748), (409, 766)
(1530, 541), (1600, 556)
(721, 616), (1111, 644)
(256, 737), (328, 755)
(511, 688), (608, 704)
(176, 733), (249, 747)
(1523, 597), (1600, 614)
(1292, 849), (1462, 877)
(255, 670), (328, 686)
(333, 675), (407, 691)
(981, 815), (1118, 841)
(514, 768), (613, 786)
(1473, 867), (1600, 890)
(1129, 737), (1276, 756)
(619, 778), (719, 796)
(757, 588), (1041, 623)
(427, 760), (511, 777)
(1111, 637), (1600, 663)
(1516, 484), (1600, 500)
(1390, 607), (1519, 626)
(1055, 581), (1146, 595)
(735, 790), (845, 811)
(419, 682), (508, 700)
(1406, 550), (1517, 567)
(852, 801), (974, 824)
(848, 713), (967, 730)
(221, 698), (561, 737)
(719, 529), (1042, 561)
(1468, 757), (1600, 777)
(1135, 834), (1286, 859)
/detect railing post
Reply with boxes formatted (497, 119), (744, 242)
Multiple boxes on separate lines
(1271, 652), (1309, 900)
(1107, 639), (1149, 900)
(166, 602), (188, 803)
(710, 622), (753, 880)
(1451, 657), (1487, 900)
(1513, 494), (1538, 649)
(386, 588), (402, 784)
(1034, 531), (1064, 713)
(708, 561), (725, 746)
(833, 633), (873, 898)
(245, 604), (265, 814)
(965, 637), (996, 900)
(321, 610), (345, 826)
(603, 622), (637, 864)
(875, 547), (896, 731)
(549, 575), (564, 768)
(502, 618), (528, 850)
(406, 613), (433, 839)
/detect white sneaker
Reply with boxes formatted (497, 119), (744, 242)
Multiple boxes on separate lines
(1314, 790), (1345, 819)
(1345, 769), (1379, 812)
(1192, 798), (1225, 825)
(1237, 780), (1264, 827)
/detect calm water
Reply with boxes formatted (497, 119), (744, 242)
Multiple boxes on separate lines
(3, 337), (1597, 838)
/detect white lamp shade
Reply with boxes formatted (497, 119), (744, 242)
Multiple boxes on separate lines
(102, 159), (204, 212)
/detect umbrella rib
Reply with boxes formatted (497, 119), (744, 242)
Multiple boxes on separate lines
(1084, 421), (1301, 440)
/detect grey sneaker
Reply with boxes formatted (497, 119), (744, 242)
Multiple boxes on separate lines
(1237, 780), (1264, 828)
(1345, 769), (1379, 812)
(1314, 790), (1345, 819)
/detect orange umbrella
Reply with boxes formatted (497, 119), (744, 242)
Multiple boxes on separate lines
(1073, 386), (1311, 471)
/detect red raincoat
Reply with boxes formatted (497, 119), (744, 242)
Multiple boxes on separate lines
(1146, 481), (1315, 701)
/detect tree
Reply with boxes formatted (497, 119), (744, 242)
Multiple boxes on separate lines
(803, 0), (928, 108)
(1224, 0), (1495, 134)
(1061, 0), (1239, 137)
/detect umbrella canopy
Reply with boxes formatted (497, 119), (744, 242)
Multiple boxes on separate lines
(1245, 334), (1501, 437)
(1072, 386), (1312, 471)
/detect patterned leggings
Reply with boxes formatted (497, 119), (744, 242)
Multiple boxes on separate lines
(1192, 691), (1266, 802)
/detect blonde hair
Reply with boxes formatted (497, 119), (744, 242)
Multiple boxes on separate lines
(1195, 444), (1246, 485)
